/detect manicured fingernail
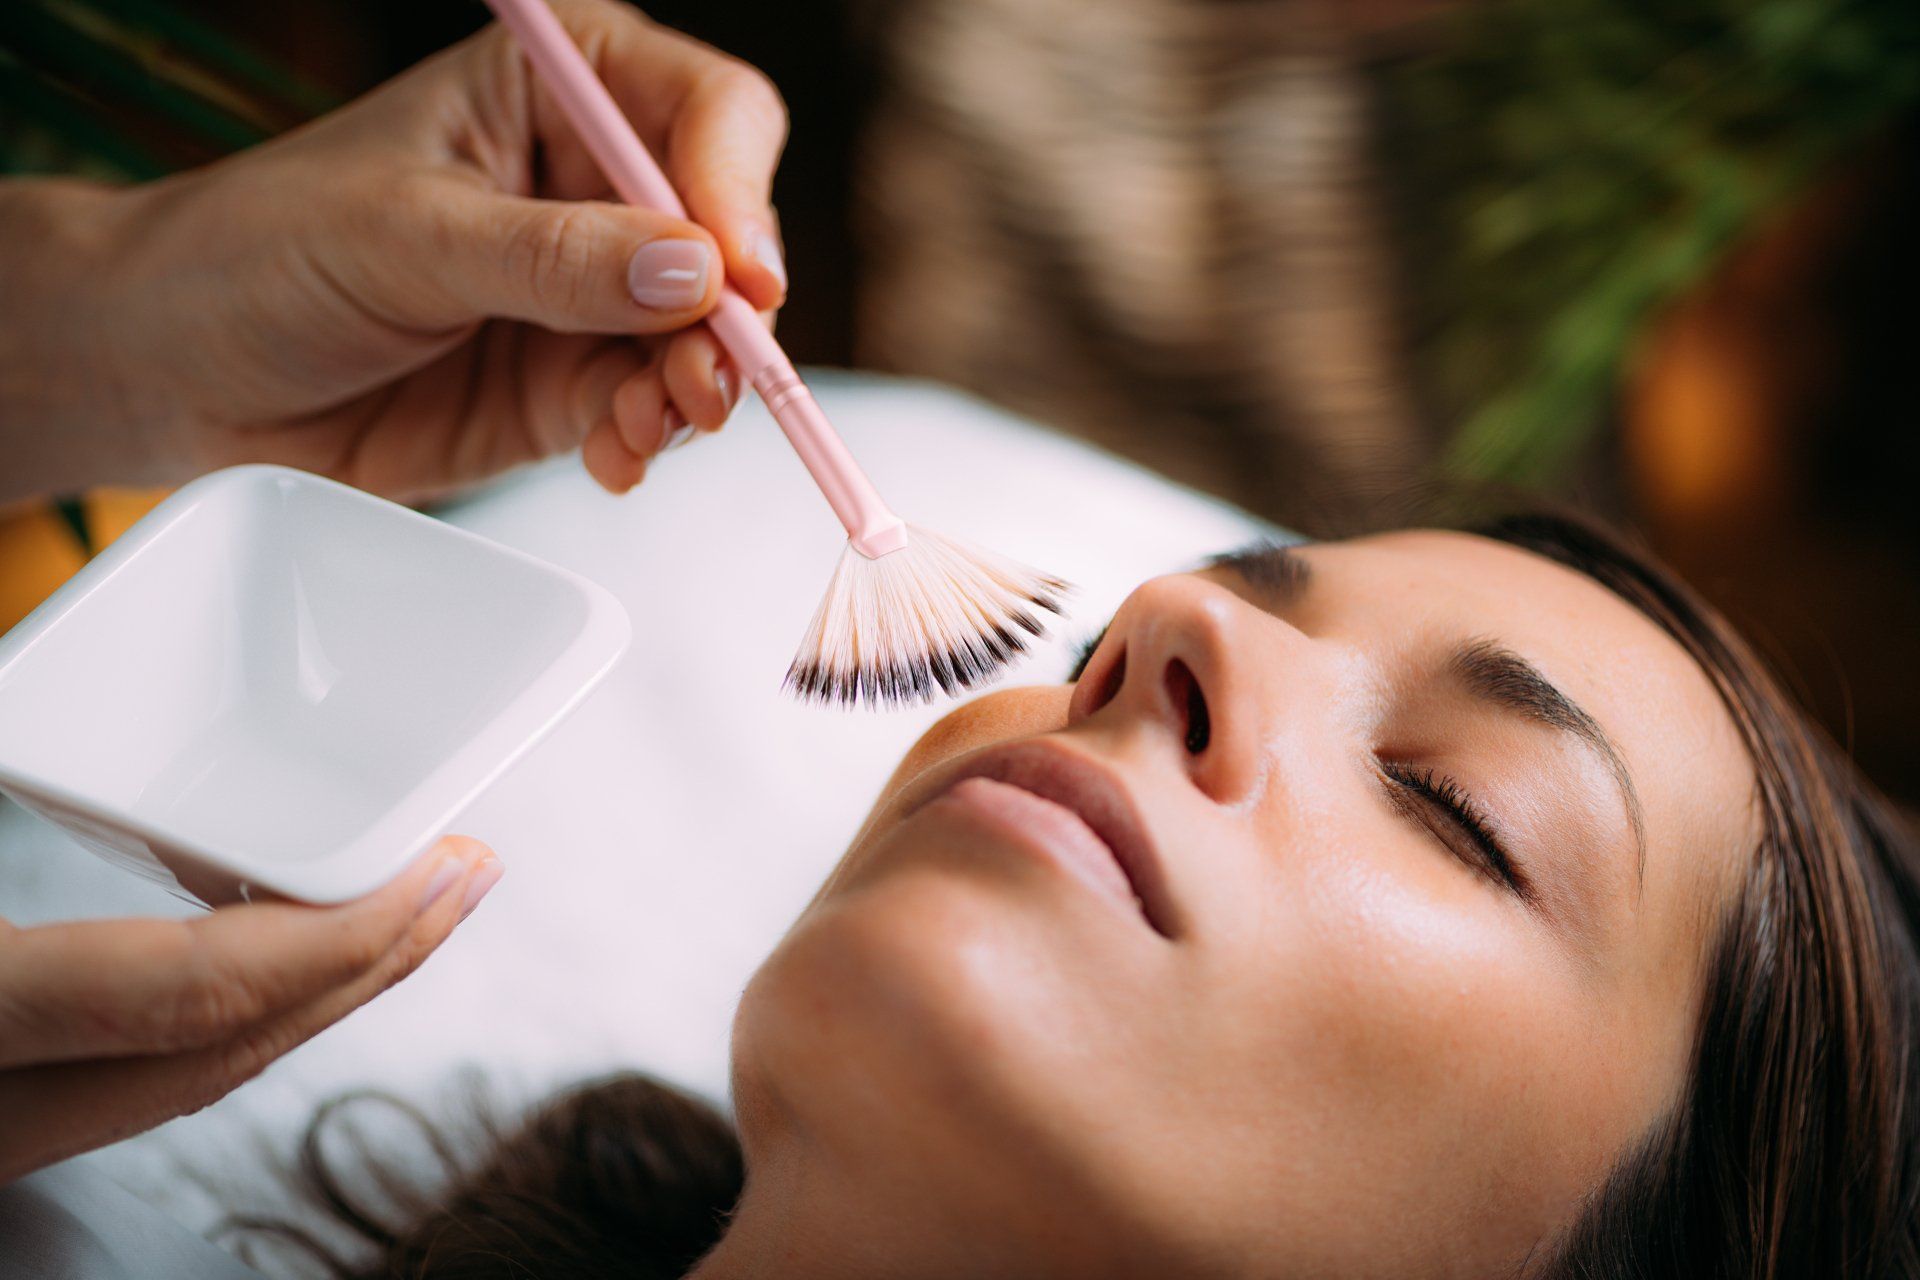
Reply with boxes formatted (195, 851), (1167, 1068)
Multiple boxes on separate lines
(749, 230), (786, 294)
(661, 408), (695, 452)
(714, 367), (737, 416)
(418, 856), (462, 914)
(628, 240), (710, 310)
(459, 857), (504, 921)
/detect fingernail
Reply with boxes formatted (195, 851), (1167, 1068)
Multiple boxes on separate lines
(714, 367), (738, 416)
(628, 240), (711, 310)
(749, 230), (787, 294)
(661, 408), (695, 452)
(417, 856), (462, 915)
(459, 857), (504, 922)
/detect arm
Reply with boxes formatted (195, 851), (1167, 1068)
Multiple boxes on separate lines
(0, 179), (157, 505)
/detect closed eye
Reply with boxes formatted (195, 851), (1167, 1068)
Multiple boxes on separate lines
(1068, 623), (1111, 682)
(1381, 762), (1531, 901)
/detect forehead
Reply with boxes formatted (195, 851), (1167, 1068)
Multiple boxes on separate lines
(1290, 531), (1757, 918)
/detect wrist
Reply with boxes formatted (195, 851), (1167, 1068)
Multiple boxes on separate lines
(0, 178), (173, 502)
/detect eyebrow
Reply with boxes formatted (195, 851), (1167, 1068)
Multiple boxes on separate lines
(1449, 639), (1648, 885)
(1207, 540), (1311, 604)
(1211, 541), (1648, 887)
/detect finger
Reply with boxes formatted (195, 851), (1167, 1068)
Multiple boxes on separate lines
(520, 1), (788, 308)
(0, 850), (502, 1184)
(581, 415), (647, 494)
(666, 67), (788, 310)
(408, 183), (721, 335)
(531, 331), (649, 457)
(662, 329), (737, 432)
(610, 367), (676, 457)
(570, 338), (648, 441)
(0, 838), (489, 1069)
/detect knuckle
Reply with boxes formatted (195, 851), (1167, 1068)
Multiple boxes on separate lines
(337, 926), (393, 978)
(163, 952), (267, 1049)
(554, 0), (619, 22)
(726, 64), (789, 134)
(612, 366), (652, 417)
(339, 173), (423, 253)
(513, 205), (605, 318)
(215, 1022), (296, 1090)
(375, 931), (433, 993)
(392, 176), (452, 248)
(375, 923), (444, 1001)
(0, 983), (64, 1053)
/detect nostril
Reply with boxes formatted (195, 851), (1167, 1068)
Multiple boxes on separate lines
(1186, 680), (1211, 754)
(1164, 659), (1211, 754)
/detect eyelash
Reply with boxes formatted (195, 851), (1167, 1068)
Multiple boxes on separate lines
(1068, 626), (1109, 682)
(1074, 625), (1526, 901)
(1381, 762), (1527, 898)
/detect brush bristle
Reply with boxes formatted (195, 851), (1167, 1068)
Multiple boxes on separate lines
(784, 525), (1071, 709)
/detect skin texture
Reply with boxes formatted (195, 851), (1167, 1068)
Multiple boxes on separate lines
(0, 0), (787, 507)
(0, 0), (766, 1183)
(700, 532), (1758, 1279)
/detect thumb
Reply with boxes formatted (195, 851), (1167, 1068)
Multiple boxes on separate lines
(414, 185), (722, 335)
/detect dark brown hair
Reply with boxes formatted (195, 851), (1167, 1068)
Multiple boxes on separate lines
(267, 514), (1920, 1279)
(1485, 514), (1920, 1278)
(238, 1076), (742, 1278)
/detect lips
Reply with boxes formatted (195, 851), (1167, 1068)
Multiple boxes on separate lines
(913, 740), (1175, 939)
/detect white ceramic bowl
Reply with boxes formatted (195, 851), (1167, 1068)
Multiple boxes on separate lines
(0, 465), (630, 907)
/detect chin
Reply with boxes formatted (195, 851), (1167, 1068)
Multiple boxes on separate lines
(731, 858), (1210, 1276)
(733, 849), (1101, 1167)
(731, 847), (1275, 1276)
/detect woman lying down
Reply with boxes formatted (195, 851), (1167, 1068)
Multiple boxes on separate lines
(275, 515), (1918, 1280)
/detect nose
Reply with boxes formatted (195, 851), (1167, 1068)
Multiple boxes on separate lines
(1067, 574), (1303, 805)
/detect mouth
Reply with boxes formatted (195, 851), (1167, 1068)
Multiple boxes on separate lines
(911, 740), (1175, 939)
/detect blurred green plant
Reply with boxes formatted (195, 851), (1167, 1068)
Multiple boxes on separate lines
(6, 1), (1915, 490)
(1383, 0), (1920, 484)
(0, 0), (345, 573)
(0, 0), (337, 180)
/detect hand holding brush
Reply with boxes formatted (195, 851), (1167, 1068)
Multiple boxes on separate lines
(483, 0), (1070, 708)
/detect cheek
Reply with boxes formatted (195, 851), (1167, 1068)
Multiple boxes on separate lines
(1175, 824), (1663, 1263)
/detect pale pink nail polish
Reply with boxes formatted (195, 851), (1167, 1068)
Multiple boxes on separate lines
(459, 858), (504, 921)
(628, 240), (710, 309)
(417, 857), (461, 915)
(749, 231), (787, 294)
(662, 408), (695, 452)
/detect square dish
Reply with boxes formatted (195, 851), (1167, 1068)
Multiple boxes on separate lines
(0, 465), (629, 906)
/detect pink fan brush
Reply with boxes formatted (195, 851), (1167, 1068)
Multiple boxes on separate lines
(483, 0), (1068, 708)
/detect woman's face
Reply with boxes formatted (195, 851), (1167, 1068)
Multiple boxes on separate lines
(731, 532), (1758, 1279)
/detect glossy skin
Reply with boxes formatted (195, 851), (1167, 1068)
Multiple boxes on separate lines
(700, 532), (1757, 1279)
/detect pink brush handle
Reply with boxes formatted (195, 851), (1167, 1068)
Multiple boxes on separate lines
(483, 0), (906, 557)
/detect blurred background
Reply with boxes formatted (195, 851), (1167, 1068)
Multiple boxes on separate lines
(2, 0), (1915, 805)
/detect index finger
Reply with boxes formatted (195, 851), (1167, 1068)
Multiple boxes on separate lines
(0, 838), (491, 1069)
(664, 63), (789, 310)
(538, 0), (789, 308)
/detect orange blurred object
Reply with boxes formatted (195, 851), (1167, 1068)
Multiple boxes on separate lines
(82, 488), (171, 550)
(0, 503), (88, 634)
(0, 489), (170, 634)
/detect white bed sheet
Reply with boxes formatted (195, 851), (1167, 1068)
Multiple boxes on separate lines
(0, 372), (1270, 1247)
